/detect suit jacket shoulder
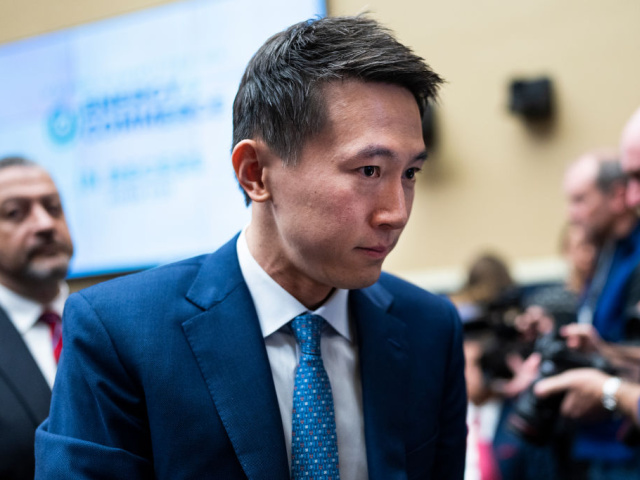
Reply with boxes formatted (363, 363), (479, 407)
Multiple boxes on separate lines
(37, 235), (290, 479)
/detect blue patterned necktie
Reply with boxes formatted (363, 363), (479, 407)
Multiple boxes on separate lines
(290, 314), (340, 480)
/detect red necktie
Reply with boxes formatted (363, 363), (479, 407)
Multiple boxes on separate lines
(39, 311), (63, 364)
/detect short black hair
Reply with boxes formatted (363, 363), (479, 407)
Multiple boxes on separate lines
(0, 156), (37, 170)
(232, 15), (443, 204)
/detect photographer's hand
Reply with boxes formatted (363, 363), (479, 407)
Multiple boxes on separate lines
(560, 323), (604, 353)
(514, 306), (554, 341)
(561, 324), (640, 375)
(493, 352), (541, 398)
(535, 369), (640, 424)
(534, 368), (609, 419)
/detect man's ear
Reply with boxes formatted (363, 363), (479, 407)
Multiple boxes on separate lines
(232, 139), (271, 203)
(610, 182), (629, 213)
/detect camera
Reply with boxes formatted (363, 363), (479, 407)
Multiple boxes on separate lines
(507, 331), (616, 445)
(462, 287), (534, 386)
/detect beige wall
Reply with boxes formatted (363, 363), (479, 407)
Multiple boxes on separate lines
(2, 0), (640, 291)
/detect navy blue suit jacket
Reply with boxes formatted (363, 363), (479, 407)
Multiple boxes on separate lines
(0, 307), (51, 480)
(35, 236), (467, 479)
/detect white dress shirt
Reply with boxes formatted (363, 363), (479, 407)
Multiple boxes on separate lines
(237, 230), (368, 480)
(465, 400), (502, 480)
(0, 282), (68, 388)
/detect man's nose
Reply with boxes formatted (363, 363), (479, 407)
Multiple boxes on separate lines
(30, 204), (56, 232)
(567, 204), (581, 223)
(373, 181), (410, 229)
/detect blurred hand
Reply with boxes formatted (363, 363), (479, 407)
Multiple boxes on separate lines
(515, 306), (554, 341)
(492, 352), (541, 398)
(534, 368), (609, 419)
(560, 323), (604, 353)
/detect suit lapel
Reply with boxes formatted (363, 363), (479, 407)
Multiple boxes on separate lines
(352, 284), (410, 480)
(181, 238), (289, 480)
(0, 306), (52, 425)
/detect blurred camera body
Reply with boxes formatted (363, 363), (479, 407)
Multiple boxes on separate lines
(508, 333), (615, 444)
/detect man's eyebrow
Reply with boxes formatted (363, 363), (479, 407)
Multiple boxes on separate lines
(0, 193), (59, 205)
(355, 145), (428, 162)
(0, 197), (23, 206)
(415, 151), (428, 162)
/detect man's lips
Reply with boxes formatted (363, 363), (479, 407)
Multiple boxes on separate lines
(356, 244), (393, 259)
(29, 243), (69, 258)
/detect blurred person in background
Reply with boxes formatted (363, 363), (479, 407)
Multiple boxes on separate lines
(564, 152), (640, 340)
(462, 321), (559, 480)
(510, 223), (598, 479)
(534, 114), (640, 479)
(451, 254), (513, 480)
(564, 152), (640, 479)
(463, 325), (506, 480)
(516, 223), (597, 341)
(449, 252), (517, 324)
(452, 254), (558, 480)
(0, 156), (73, 480)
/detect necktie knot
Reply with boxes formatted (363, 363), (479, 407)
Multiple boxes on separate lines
(291, 313), (324, 356)
(39, 310), (61, 327)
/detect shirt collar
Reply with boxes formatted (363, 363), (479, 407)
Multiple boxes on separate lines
(236, 228), (351, 341)
(0, 281), (69, 334)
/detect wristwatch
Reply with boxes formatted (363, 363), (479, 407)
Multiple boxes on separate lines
(602, 376), (622, 412)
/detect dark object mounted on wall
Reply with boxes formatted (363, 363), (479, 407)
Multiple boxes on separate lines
(509, 77), (554, 121)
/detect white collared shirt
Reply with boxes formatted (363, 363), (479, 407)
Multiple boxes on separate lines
(0, 282), (68, 388)
(237, 229), (368, 480)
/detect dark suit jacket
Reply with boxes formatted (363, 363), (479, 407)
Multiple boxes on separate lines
(0, 307), (52, 480)
(35, 236), (467, 479)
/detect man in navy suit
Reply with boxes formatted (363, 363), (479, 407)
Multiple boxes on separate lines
(0, 156), (73, 480)
(36, 16), (467, 479)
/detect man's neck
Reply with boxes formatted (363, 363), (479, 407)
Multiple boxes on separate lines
(0, 277), (60, 305)
(245, 221), (336, 310)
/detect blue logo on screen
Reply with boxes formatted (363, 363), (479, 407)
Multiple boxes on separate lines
(48, 107), (78, 144)
(45, 85), (223, 145)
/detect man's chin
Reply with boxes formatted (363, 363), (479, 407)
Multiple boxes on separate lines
(338, 267), (383, 290)
(25, 258), (71, 283)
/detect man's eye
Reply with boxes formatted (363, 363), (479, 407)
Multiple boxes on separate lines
(0, 202), (29, 222)
(361, 166), (380, 177)
(45, 202), (63, 218)
(404, 167), (421, 180)
(1, 205), (26, 222)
